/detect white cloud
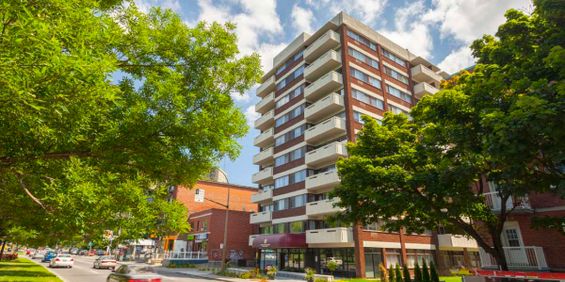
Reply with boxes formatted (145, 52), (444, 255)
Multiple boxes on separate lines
(257, 43), (287, 71)
(305, 0), (388, 24)
(196, 0), (230, 24)
(134, 0), (181, 13)
(291, 5), (315, 34)
(423, 0), (531, 43)
(244, 105), (259, 127)
(378, 1), (434, 58)
(437, 46), (475, 74)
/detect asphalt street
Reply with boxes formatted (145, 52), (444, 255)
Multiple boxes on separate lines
(29, 255), (205, 282)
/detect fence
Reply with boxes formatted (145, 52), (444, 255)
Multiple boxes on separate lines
(479, 246), (548, 270)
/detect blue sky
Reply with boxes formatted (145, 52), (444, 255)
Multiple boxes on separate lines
(135, 0), (532, 187)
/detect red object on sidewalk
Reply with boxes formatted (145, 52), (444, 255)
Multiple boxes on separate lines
(475, 269), (565, 280)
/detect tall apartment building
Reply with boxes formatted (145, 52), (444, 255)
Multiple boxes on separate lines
(248, 12), (450, 278)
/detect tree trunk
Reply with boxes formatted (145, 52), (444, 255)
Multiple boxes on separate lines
(492, 230), (509, 270)
(0, 240), (6, 259)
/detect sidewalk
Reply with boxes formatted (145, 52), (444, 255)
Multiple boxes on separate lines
(155, 267), (305, 282)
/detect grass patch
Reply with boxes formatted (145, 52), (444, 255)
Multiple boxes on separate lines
(440, 276), (463, 282)
(0, 258), (63, 282)
(335, 279), (380, 282)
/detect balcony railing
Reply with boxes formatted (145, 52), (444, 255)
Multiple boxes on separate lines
(306, 197), (344, 217)
(304, 49), (342, 82)
(255, 92), (275, 114)
(305, 141), (346, 167)
(413, 81), (438, 99)
(483, 192), (531, 212)
(479, 246), (548, 270)
(304, 71), (343, 102)
(306, 169), (340, 192)
(257, 76), (275, 97)
(306, 227), (353, 246)
(164, 251), (208, 260)
(252, 146), (274, 166)
(250, 188), (273, 203)
(250, 211), (272, 224)
(437, 234), (478, 250)
(254, 109), (274, 131)
(304, 30), (341, 62)
(304, 92), (344, 123)
(253, 128), (274, 147)
(305, 117), (346, 145)
(411, 64), (443, 85)
(252, 166), (273, 184)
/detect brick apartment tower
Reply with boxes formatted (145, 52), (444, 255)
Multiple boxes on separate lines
(248, 12), (454, 278)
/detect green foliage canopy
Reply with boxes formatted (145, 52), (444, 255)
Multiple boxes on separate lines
(0, 0), (261, 245)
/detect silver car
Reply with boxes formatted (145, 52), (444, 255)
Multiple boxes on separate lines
(93, 256), (117, 269)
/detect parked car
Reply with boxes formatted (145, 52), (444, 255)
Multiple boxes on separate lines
(41, 251), (57, 262)
(106, 265), (162, 282)
(96, 249), (106, 256)
(94, 256), (117, 269)
(32, 250), (46, 259)
(49, 254), (74, 268)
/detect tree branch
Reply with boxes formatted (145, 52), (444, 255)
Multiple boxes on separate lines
(15, 173), (53, 214)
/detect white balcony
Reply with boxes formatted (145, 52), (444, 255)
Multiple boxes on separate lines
(483, 192), (531, 212)
(306, 198), (344, 217)
(250, 188), (273, 204)
(479, 246), (548, 270)
(254, 110), (274, 131)
(305, 117), (346, 145)
(253, 146), (274, 166)
(304, 71), (343, 102)
(306, 170), (340, 192)
(305, 93), (344, 123)
(252, 166), (273, 185)
(304, 50), (342, 82)
(305, 141), (346, 168)
(248, 234), (258, 246)
(250, 211), (272, 224)
(257, 76), (275, 98)
(255, 92), (275, 114)
(437, 234), (478, 250)
(253, 128), (274, 148)
(304, 30), (341, 63)
(411, 64), (443, 85)
(413, 82), (439, 100)
(306, 227), (353, 247)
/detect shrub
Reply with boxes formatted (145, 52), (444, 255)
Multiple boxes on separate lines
(403, 264), (411, 282)
(389, 265), (395, 282)
(240, 272), (251, 279)
(430, 262), (440, 282)
(379, 263), (389, 282)
(395, 264), (403, 282)
(0, 253), (18, 260)
(305, 267), (316, 281)
(422, 261), (431, 282)
(327, 260), (338, 276)
(314, 278), (328, 282)
(414, 263), (423, 282)
(266, 265), (277, 279)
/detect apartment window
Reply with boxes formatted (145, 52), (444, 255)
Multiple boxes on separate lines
(274, 169), (310, 189)
(273, 223), (287, 234)
(201, 221), (208, 231)
(290, 221), (305, 233)
(387, 85), (412, 103)
(276, 50), (304, 75)
(274, 147), (306, 167)
(259, 203), (273, 212)
(350, 67), (381, 89)
(353, 111), (364, 124)
(275, 104), (305, 127)
(274, 195), (307, 211)
(505, 229), (521, 247)
(276, 65), (305, 91)
(385, 249), (402, 267)
(388, 104), (409, 116)
(382, 49), (406, 67)
(384, 66), (409, 84)
(275, 124), (307, 147)
(347, 30), (377, 51)
(406, 250), (434, 268)
(276, 85), (304, 109)
(348, 47), (379, 69)
(352, 89), (384, 109)
(260, 225), (273, 234)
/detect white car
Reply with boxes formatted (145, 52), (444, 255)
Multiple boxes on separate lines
(32, 250), (46, 259)
(49, 254), (74, 268)
(93, 256), (117, 269)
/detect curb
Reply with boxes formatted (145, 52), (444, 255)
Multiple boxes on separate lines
(26, 258), (70, 282)
(173, 271), (235, 281)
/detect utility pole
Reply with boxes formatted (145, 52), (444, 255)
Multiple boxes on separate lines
(220, 185), (231, 271)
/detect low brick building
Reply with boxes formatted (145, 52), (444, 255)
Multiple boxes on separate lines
(182, 208), (257, 265)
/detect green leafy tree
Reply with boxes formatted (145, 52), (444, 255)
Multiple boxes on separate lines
(0, 0), (261, 244)
(327, 260), (338, 276)
(395, 264), (403, 282)
(333, 0), (564, 270)
(403, 265), (411, 282)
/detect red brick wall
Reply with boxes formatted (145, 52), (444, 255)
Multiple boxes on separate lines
(173, 180), (258, 215)
(509, 210), (565, 270)
(206, 209), (257, 261)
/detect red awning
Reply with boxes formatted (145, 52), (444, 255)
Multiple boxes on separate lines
(252, 233), (307, 249)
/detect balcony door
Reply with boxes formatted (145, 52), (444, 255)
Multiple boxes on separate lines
(502, 222), (528, 266)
